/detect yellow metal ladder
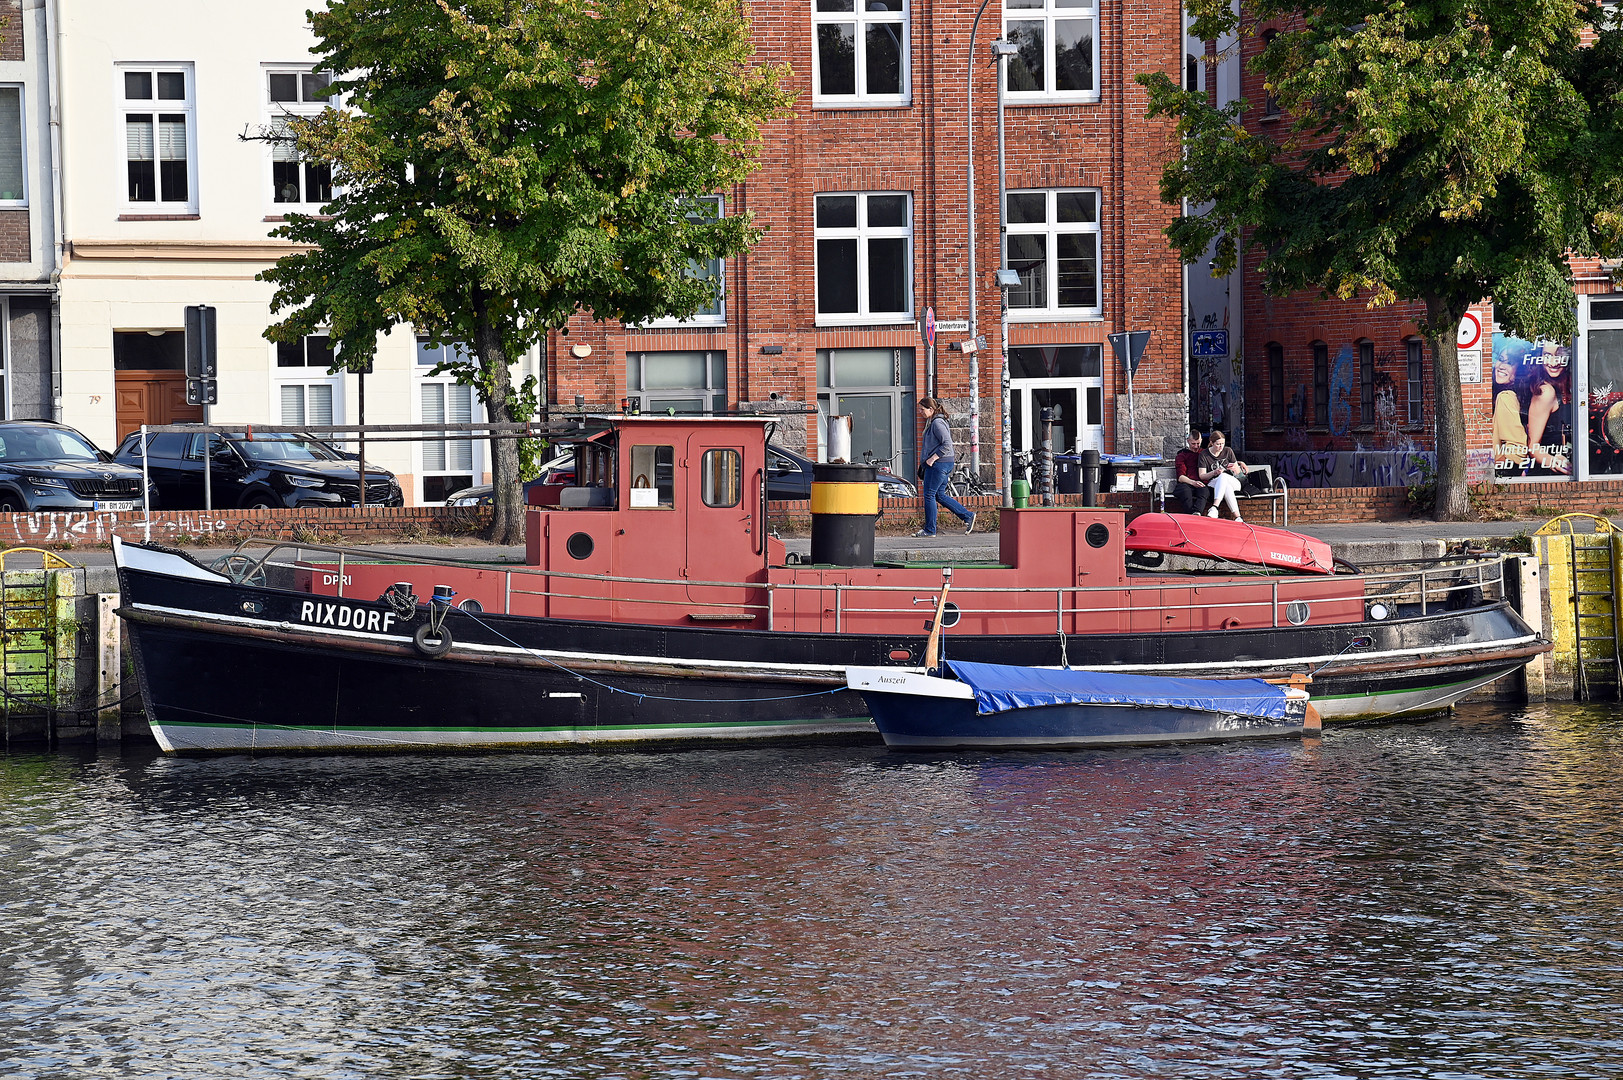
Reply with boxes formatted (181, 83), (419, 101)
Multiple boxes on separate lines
(1538, 515), (1623, 701)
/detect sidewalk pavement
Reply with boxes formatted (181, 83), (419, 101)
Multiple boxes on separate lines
(48, 512), (1557, 570)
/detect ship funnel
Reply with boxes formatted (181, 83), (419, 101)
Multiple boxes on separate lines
(809, 462), (878, 567)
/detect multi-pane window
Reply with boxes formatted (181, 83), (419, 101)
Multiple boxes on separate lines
(644, 196), (724, 326)
(1004, 0), (1098, 100)
(275, 335), (339, 429)
(121, 66), (194, 208)
(815, 193), (911, 322)
(1312, 341), (1328, 427)
(0, 87), (24, 205)
(266, 68), (333, 209)
(625, 351), (726, 415)
(1259, 31), (1280, 118)
(813, 0), (907, 104)
(417, 340), (479, 503)
(1406, 338), (1424, 424)
(1358, 339), (1375, 426)
(1005, 189), (1101, 317)
(1267, 342), (1284, 425)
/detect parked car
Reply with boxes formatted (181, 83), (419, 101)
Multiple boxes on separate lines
(766, 444), (917, 500)
(0, 420), (154, 513)
(443, 452), (576, 507)
(113, 429), (403, 509)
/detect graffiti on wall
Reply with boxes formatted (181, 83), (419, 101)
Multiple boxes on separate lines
(1261, 448), (1434, 489)
(7, 511), (233, 545)
(1327, 345), (1356, 437)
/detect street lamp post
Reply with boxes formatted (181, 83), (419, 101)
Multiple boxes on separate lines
(965, 0), (998, 481)
(992, 37), (1020, 506)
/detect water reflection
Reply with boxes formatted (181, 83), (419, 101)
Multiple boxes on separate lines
(3, 705), (1622, 1078)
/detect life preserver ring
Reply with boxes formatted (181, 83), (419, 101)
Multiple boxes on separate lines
(412, 622), (454, 658)
(633, 473), (652, 488)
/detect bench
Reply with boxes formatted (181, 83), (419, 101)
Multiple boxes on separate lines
(1151, 464), (1289, 526)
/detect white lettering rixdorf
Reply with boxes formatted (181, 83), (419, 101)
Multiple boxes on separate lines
(298, 600), (396, 634)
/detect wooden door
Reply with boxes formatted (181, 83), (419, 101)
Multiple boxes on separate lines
(115, 371), (203, 442)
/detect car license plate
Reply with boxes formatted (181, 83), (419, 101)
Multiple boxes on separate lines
(94, 500), (138, 512)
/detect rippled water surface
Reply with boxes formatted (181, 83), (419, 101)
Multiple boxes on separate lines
(5, 704), (1623, 1078)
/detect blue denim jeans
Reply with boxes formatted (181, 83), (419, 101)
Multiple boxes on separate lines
(921, 459), (971, 534)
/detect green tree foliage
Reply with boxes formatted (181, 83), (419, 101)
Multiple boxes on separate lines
(262, 0), (792, 541)
(1140, 1), (1623, 519)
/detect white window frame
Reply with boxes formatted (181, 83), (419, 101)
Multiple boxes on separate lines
(262, 65), (336, 213)
(1004, 188), (1102, 321)
(1002, 0), (1100, 103)
(641, 196), (726, 327)
(814, 191), (913, 326)
(0, 85), (27, 207)
(117, 63), (198, 213)
(416, 339), (485, 504)
(270, 334), (344, 436)
(811, 0), (910, 107)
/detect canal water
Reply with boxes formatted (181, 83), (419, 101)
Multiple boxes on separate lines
(3, 703), (1622, 1079)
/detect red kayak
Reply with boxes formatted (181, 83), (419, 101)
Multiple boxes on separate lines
(1124, 512), (1336, 574)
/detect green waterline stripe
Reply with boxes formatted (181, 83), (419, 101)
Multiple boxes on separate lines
(1312, 670), (1503, 702)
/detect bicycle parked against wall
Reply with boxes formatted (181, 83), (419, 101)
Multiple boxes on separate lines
(944, 463), (996, 500)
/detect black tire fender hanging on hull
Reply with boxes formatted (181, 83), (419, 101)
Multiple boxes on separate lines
(413, 622), (454, 658)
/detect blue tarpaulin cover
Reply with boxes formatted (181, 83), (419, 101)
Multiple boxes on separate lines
(943, 660), (1291, 719)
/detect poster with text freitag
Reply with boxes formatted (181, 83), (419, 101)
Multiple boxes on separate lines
(1491, 332), (1573, 480)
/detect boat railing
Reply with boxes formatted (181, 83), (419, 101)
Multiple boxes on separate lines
(218, 539), (1510, 634)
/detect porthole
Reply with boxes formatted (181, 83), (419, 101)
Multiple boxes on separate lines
(566, 532), (594, 560)
(459, 598), (484, 614)
(1085, 523), (1110, 549)
(939, 602), (961, 628)
(1285, 600), (1310, 625)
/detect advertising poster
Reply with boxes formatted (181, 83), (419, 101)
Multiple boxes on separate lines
(1491, 332), (1572, 479)
(1587, 326), (1623, 477)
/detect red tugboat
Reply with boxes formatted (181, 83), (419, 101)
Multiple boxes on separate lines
(112, 414), (1547, 752)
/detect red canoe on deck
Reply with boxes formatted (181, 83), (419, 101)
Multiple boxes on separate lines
(1124, 513), (1336, 574)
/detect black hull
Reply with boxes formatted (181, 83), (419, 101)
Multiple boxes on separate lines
(115, 549), (1546, 752)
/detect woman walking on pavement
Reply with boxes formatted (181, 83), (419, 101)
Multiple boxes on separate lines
(915, 398), (975, 537)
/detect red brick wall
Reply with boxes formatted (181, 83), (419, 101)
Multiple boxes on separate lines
(0, 2), (22, 62)
(546, 0), (1189, 456)
(0, 209), (30, 261)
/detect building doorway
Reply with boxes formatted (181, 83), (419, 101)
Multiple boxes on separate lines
(114, 330), (202, 442)
(1008, 345), (1104, 457)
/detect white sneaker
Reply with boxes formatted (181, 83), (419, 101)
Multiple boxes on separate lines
(1205, 506), (1218, 518)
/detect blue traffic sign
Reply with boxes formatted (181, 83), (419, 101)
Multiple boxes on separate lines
(1191, 329), (1229, 357)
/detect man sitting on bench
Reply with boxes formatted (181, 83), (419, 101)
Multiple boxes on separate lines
(1172, 426), (1212, 515)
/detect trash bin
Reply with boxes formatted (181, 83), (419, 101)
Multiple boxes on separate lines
(1055, 459), (1082, 494)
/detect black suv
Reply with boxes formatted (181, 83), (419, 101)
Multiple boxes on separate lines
(114, 430), (403, 509)
(0, 420), (151, 512)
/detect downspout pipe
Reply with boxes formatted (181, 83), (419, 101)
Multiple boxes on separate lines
(43, 0), (65, 422)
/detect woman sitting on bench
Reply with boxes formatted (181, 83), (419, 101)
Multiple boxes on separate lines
(1198, 428), (1250, 521)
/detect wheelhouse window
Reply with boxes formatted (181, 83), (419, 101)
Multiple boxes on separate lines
(1003, 0), (1098, 101)
(815, 192), (912, 323)
(700, 449), (742, 508)
(0, 86), (24, 205)
(628, 444), (675, 507)
(812, 0), (908, 105)
(265, 66), (334, 210)
(1005, 189), (1101, 319)
(121, 65), (195, 209)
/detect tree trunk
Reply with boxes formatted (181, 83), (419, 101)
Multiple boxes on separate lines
(1426, 295), (1470, 521)
(472, 305), (525, 546)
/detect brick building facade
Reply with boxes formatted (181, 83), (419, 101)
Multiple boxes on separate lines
(1230, 17), (1623, 493)
(540, 0), (1190, 475)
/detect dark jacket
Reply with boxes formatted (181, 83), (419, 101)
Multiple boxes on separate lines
(920, 415), (955, 467)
